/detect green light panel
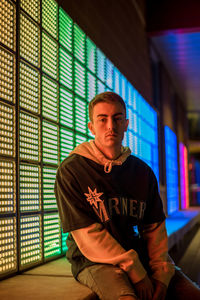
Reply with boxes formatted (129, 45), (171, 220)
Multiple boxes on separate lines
(0, 218), (17, 275)
(61, 230), (68, 254)
(20, 215), (42, 268)
(44, 213), (61, 258)
(19, 112), (40, 161)
(59, 47), (73, 90)
(87, 71), (96, 101)
(20, 0), (40, 23)
(86, 37), (96, 74)
(0, 102), (15, 157)
(19, 61), (40, 114)
(42, 75), (58, 122)
(0, 46), (16, 103)
(43, 167), (57, 210)
(0, 160), (15, 213)
(20, 13), (40, 67)
(60, 127), (73, 162)
(74, 23), (86, 64)
(42, 0), (58, 39)
(42, 120), (58, 164)
(0, 0), (16, 50)
(97, 49), (105, 82)
(19, 164), (40, 212)
(106, 58), (113, 89)
(42, 31), (58, 80)
(74, 60), (86, 98)
(59, 8), (72, 52)
(60, 87), (73, 128)
(75, 97), (87, 134)
(97, 80), (106, 94)
(75, 134), (87, 147)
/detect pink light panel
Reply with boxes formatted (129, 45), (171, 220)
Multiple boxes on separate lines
(180, 143), (189, 209)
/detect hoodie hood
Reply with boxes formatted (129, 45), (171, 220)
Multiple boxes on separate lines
(69, 140), (131, 173)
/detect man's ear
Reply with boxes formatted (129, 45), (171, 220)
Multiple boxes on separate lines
(125, 119), (129, 132)
(88, 122), (95, 135)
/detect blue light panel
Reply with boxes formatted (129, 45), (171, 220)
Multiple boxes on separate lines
(165, 126), (179, 214)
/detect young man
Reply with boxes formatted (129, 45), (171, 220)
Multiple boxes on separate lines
(55, 92), (200, 300)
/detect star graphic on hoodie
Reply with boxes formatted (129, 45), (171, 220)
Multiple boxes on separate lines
(84, 187), (104, 209)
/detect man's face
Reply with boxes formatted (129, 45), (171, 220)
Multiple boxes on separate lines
(88, 101), (129, 152)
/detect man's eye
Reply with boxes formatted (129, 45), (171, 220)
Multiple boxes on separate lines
(99, 118), (106, 122)
(115, 117), (122, 122)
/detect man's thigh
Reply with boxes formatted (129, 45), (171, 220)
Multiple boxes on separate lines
(77, 264), (138, 300)
(166, 267), (200, 300)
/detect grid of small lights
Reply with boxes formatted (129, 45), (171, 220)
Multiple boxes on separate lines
(20, 13), (40, 68)
(0, 160), (15, 213)
(42, 32), (58, 80)
(97, 49), (105, 82)
(87, 72), (96, 102)
(75, 134), (87, 147)
(20, 0), (40, 23)
(42, 75), (58, 122)
(0, 102), (15, 157)
(43, 213), (61, 258)
(113, 68), (121, 95)
(43, 167), (57, 210)
(42, 0), (58, 40)
(19, 61), (40, 114)
(97, 80), (106, 94)
(59, 8), (73, 52)
(74, 24), (86, 64)
(20, 164), (40, 212)
(75, 97), (87, 134)
(0, 0), (16, 50)
(0, 218), (17, 275)
(165, 126), (179, 214)
(0, 46), (16, 103)
(61, 230), (68, 254)
(19, 112), (40, 161)
(60, 127), (74, 162)
(42, 120), (58, 165)
(86, 38), (96, 74)
(59, 47), (73, 90)
(74, 60), (86, 98)
(179, 143), (189, 209)
(106, 59), (114, 90)
(122, 85), (159, 181)
(59, 87), (73, 128)
(20, 215), (42, 267)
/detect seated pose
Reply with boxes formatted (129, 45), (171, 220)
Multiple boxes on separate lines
(55, 92), (200, 300)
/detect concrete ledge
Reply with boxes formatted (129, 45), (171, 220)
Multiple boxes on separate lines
(166, 207), (200, 249)
(0, 273), (97, 300)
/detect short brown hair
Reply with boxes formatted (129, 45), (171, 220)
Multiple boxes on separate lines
(89, 92), (126, 122)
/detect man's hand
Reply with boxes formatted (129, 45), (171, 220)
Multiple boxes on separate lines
(134, 274), (154, 300)
(151, 279), (167, 300)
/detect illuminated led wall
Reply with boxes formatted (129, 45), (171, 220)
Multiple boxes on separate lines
(179, 143), (189, 209)
(165, 126), (179, 214)
(0, 0), (159, 278)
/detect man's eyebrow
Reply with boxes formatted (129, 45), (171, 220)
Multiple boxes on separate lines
(96, 113), (124, 118)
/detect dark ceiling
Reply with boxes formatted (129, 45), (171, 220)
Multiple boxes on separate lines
(146, 0), (200, 152)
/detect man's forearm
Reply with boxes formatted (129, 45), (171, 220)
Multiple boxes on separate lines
(71, 222), (147, 284)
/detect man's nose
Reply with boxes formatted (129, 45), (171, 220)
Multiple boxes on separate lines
(107, 118), (115, 130)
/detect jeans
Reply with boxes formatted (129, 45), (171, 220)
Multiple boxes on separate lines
(77, 264), (200, 300)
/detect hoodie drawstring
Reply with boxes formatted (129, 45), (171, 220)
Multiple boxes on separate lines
(104, 161), (113, 173)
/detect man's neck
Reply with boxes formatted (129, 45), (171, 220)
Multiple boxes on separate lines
(94, 142), (121, 160)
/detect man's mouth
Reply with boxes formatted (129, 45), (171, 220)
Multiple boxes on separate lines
(106, 133), (117, 137)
